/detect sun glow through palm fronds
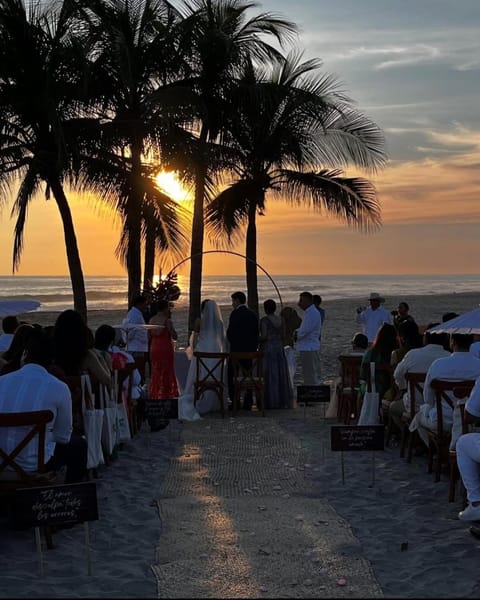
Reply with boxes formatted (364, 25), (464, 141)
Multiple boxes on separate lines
(155, 171), (191, 204)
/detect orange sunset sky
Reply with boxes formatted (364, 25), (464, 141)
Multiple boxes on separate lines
(1, 0), (479, 278)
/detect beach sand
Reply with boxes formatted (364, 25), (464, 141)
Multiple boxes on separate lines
(2, 290), (480, 597)
(23, 290), (480, 381)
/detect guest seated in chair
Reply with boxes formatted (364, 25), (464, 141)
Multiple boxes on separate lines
(389, 325), (450, 434)
(0, 329), (87, 484)
(457, 376), (480, 521)
(409, 334), (480, 448)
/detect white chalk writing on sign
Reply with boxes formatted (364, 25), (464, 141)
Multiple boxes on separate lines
(32, 489), (82, 522)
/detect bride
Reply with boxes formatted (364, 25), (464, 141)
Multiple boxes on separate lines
(179, 299), (227, 421)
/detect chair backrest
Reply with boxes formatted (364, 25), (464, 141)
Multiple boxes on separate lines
(0, 410), (54, 481)
(193, 352), (229, 389)
(230, 351), (264, 387)
(430, 379), (476, 438)
(405, 371), (427, 420)
(338, 354), (362, 391)
(454, 385), (477, 435)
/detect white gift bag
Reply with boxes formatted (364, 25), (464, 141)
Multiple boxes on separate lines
(100, 382), (117, 457)
(358, 363), (381, 425)
(114, 369), (131, 443)
(81, 374), (105, 469)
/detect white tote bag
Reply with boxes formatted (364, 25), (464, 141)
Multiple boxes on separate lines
(358, 363), (381, 425)
(81, 374), (105, 469)
(114, 369), (131, 443)
(100, 382), (117, 457)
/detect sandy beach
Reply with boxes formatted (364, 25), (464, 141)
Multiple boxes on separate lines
(2, 290), (480, 598)
(23, 290), (480, 381)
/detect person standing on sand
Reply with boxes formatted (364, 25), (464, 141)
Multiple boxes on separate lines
(122, 294), (148, 384)
(294, 291), (322, 385)
(226, 291), (259, 411)
(355, 292), (391, 344)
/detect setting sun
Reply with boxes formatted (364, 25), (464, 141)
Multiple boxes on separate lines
(155, 171), (191, 203)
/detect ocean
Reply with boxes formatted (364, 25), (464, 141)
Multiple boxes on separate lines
(0, 274), (479, 313)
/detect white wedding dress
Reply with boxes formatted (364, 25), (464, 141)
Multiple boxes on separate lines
(178, 300), (228, 421)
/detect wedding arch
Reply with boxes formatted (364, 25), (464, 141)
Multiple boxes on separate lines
(168, 250), (283, 310)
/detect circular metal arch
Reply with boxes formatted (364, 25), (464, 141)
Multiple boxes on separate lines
(168, 250), (284, 311)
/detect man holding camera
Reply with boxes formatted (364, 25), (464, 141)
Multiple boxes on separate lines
(355, 292), (391, 344)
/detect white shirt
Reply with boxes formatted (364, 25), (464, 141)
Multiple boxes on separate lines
(0, 333), (14, 353)
(394, 344), (451, 412)
(295, 305), (321, 351)
(423, 352), (480, 426)
(470, 341), (480, 359)
(122, 307), (148, 352)
(355, 306), (391, 343)
(465, 376), (480, 418)
(0, 364), (72, 471)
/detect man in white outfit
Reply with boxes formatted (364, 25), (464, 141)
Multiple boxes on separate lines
(410, 334), (480, 447)
(122, 294), (149, 384)
(355, 292), (391, 344)
(294, 291), (321, 385)
(457, 375), (480, 521)
(389, 325), (451, 431)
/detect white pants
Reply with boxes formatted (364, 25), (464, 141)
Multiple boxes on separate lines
(299, 350), (321, 385)
(456, 433), (480, 504)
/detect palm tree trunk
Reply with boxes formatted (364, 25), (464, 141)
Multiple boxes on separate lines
(245, 198), (259, 315)
(188, 127), (208, 332)
(143, 226), (155, 291)
(49, 178), (87, 322)
(127, 137), (143, 306)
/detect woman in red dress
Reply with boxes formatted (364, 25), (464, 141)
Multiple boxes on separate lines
(149, 300), (179, 401)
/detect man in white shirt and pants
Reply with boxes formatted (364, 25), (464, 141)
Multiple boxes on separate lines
(410, 334), (480, 447)
(355, 292), (391, 344)
(122, 294), (149, 384)
(294, 291), (322, 385)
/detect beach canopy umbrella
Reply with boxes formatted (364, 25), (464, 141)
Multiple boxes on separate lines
(0, 300), (41, 318)
(427, 308), (480, 335)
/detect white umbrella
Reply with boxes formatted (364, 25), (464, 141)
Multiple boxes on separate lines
(0, 300), (41, 318)
(427, 308), (480, 334)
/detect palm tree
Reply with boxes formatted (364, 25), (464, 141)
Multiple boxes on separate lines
(177, 0), (297, 331)
(0, 0), (90, 319)
(76, 0), (193, 305)
(206, 54), (387, 314)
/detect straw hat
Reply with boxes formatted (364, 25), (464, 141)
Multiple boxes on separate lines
(368, 292), (385, 303)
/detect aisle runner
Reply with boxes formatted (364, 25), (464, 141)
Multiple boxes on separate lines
(151, 418), (382, 599)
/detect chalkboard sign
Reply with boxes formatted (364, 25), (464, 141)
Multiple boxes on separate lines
(297, 385), (330, 404)
(14, 482), (99, 528)
(145, 398), (178, 420)
(330, 425), (385, 452)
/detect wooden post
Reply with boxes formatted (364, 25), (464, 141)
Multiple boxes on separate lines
(35, 527), (44, 577)
(85, 522), (92, 575)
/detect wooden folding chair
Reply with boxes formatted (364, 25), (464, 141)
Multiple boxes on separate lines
(428, 379), (475, 483)
(337, 354), (362, 424)
(193, 352), (229, 418)
(230, 351), (265, 416)
(449, 386), (475, 505)
(0, 410), (56, 547)
(401, 372), (427, 462)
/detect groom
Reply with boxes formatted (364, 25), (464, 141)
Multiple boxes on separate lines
(226, 291), (259, 410)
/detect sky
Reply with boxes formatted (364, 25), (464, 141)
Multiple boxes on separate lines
(1, 0), (479, 277)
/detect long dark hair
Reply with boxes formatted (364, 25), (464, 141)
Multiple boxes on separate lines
(53, 309), (89, 375)
(371, 323), (398, 363)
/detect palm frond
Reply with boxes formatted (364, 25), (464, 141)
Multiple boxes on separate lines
(275, 168), (381, 232)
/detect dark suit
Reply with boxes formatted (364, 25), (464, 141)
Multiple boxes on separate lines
(227, 304), (259, 409)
